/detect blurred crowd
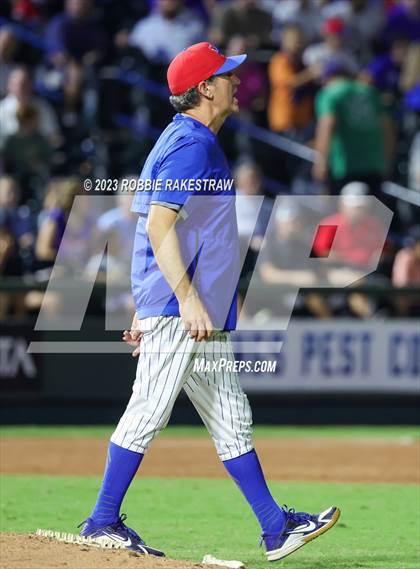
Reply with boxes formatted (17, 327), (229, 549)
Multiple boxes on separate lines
(0, 0), (419, 321)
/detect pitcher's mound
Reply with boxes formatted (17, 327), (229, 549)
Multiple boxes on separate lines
(0, 534), (208, 569)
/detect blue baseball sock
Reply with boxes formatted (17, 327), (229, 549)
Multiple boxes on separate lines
(223, 449), (286, 535)
(90, 441), (144, 526)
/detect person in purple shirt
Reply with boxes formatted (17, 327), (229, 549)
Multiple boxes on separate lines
(362, 35), (410, 103)
(0, 176), (35, 275)
(147, 0), (213, 21)
(35, 177), (80, 265)
(78, 42), (340, 562)
(382, 0), (420, 43)
(45, 0), (106, 64)
(44, 0), (105, 112)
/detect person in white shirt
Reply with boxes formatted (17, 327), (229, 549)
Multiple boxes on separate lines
(234, 161), (273, 315)
(408, 132), (420, 192)
(0, 67), (60, 150)
(129, 0), (206, 64)
(235, 161), (272, 247)
(303, 17), (358, 74)
(270, 0), (323, 43)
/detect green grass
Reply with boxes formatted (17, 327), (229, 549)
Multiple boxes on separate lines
(1, 475), (419, 568)
(1, 424), (419, 440)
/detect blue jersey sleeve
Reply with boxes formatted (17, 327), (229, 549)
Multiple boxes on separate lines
(151, 139), (209, 207)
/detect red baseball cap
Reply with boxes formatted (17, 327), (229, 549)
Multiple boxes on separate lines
(167, 42), (247, 96)
(322, 17), (345, 35)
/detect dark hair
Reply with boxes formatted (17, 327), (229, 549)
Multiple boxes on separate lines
(169, 86), (201, 112)
(169, 76), (216, 112)
(322, 60), (353, 81)
(16, 103), (39, 125)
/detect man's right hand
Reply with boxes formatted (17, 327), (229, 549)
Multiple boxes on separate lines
(122, 313), (143, 357)
(179, 291), (213, 341)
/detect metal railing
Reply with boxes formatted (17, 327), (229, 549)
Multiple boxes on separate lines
(1, 277), (419, 298)
(382, 182), (420, 207)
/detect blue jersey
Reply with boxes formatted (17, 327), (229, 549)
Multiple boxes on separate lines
(131, 113), (239, 330)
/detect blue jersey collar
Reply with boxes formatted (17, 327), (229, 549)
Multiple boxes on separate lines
(174, 113), (216, 139)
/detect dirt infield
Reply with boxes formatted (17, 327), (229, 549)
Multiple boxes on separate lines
(0, 534), (212, 569)
(1, 436), (419, 484)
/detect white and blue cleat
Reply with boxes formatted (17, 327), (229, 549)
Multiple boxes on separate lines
(78, 513), (165, 556)
(261, 506), (341, 562)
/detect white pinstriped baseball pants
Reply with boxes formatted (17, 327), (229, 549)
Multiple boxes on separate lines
(111, 316), (253, 460)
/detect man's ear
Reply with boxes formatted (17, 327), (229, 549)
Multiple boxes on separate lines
(197, 79), (214, 100)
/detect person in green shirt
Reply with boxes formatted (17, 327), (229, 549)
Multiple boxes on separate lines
(313, 61), (394, 197)
(3, 103), (52, 205)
